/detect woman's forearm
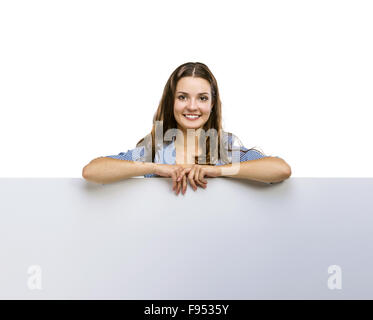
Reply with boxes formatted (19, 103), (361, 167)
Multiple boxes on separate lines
(82, 157), (156, 184)
(218, 157), (292, 183)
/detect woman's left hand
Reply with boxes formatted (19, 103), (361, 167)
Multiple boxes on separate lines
(178, 164), (221, 192)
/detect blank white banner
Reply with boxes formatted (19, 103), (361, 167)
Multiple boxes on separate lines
(0, 177), (372, 299)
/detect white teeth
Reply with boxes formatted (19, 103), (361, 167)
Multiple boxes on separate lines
(184, 115), (200, 119)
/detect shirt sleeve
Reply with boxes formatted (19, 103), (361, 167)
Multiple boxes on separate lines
(104, 146), (157, 178)
(105, 146), (145, 161)
(240, 147), (284, 162)
(239, 146), (268, 161)
(223, 133), (268, 162)
(224, 133), (284, 185)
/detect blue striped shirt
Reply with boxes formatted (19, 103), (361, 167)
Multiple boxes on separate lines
(104, 132), (281, 179)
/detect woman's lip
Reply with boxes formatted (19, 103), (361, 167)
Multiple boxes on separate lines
(183, 114), (201, 121)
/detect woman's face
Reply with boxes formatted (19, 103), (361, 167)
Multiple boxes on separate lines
(173, 76), (213, 134)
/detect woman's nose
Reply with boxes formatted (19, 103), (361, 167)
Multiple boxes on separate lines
(187, 99), (198, 110)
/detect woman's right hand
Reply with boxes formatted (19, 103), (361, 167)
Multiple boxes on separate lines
(154, 164), (191, 195)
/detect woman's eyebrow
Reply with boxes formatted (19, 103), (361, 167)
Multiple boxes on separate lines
(176, 91), (210, 95)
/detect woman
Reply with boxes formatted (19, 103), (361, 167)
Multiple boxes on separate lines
(82, 62), (291, 194)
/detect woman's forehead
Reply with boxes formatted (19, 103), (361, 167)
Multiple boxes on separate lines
(176, 77), (211, 93)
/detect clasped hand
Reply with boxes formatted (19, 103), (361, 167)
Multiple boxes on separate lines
(154, 163), (221, 195)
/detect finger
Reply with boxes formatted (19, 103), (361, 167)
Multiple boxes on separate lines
(198, 167), (207, 183)
(177, 167), (183, 182)
(199, 168), (208, 186)
(198, 170), (207, 189)
(171, 171), (177, 191)
(182, 174), (187, 195)
(176, 168), (184, 194)
(176, 180), (181, 195)
(182, 167), (192, 175)
(177, 168), (186, 182)
(188, 166), (198, 191)
(194, 166), (205, 188)
(180, 169), (187, 195)
(177, 169), (187, 195)
(193, 166), (202, 188)
(177, 167), (184, 181)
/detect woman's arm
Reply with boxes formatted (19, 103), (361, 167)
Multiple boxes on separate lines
(82, 157), (156, 184)
(218, 157), (292, 183)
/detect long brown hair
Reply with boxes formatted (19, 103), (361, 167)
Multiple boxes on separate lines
(136, 62), (265, 164)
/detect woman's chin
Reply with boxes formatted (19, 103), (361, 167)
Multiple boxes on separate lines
(181, 122), (202, 130)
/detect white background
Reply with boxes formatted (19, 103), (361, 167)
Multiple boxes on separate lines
(1, 0), (372, 177)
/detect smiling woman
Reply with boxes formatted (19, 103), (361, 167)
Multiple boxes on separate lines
(174, 77), (213, 132)
(82, 62), (292, 193)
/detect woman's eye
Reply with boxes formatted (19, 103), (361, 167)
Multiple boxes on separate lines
(178, 95), (208, 101)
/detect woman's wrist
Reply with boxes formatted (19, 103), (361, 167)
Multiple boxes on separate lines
(151, 162), (157, 174)
(215, 165), (223, 177)
(181, 163), (222, 177)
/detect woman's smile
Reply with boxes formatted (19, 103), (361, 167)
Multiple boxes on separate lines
(183, 114), (201, 121)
